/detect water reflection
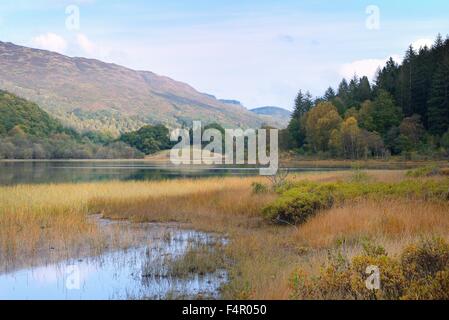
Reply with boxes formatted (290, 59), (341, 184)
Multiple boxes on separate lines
(0, 225), (227, 300)
(0, 160), (336, 185)
(0, 161), (261, 185)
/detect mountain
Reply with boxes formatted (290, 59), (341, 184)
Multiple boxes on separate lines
(250, 106), (292, 128)
(0, 41), (264, 135)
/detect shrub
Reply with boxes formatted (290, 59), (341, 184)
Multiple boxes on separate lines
(262, 179), (449, 225)
(262, 182), (334, 224)
(406, 165), (440, 177)
(251, 182), (269, 194)
(289, 238), (449, 300)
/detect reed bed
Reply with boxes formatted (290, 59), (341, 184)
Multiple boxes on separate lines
(1, 170), (447, 299)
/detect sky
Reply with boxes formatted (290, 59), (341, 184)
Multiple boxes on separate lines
(0, 0), (448, 110)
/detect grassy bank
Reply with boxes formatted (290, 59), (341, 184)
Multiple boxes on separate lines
(0, 170), (448, 299)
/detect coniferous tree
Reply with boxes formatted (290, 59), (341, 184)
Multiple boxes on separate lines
(337, 78), (350, 106)
(411, 46), (433, 126)
(358, 76), (372, 102)
(428, 61), (449, 135)
(347, 75), (360, 108)
(287, 90), (313, 148)
(375, 58), (399, 97)
(324, 87), (336, 101)
(292, 90), (313, 118)
(397, 46), (417, 117)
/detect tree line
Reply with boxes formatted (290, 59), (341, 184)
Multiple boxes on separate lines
(281, 34), (449, 159)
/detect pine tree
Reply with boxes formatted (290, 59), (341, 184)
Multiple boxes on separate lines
(374, 57), (399, 98)
(358, 76), (372, 102)
(347, 75), (360, 107)
(324, 87), (336, 101)
(337, 78), (350, 106)
(292, 90), (313, 118)
(428, 61), (449, 135)
(395, 46), (416, 117)
(287, 90), (313, 148)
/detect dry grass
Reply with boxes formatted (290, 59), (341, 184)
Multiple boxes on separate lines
(294, 199), (449, 250)
(0, 176), (274, 272)
(1, 169), (447, 300)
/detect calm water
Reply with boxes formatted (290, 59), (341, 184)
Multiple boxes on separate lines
(0, 160), (332, 185)
(0, 222), (227, 300)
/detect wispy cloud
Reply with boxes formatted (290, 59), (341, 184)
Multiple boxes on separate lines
(32, 32), (67, 53)
(76, 33), (95, 55)
(339, 55), (401, 81)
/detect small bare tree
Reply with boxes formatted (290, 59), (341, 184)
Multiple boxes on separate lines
(265, 166), (290, 190)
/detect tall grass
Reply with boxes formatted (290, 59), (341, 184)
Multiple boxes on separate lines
(1, 170), (448, 299)
(0, 177), (273, 271)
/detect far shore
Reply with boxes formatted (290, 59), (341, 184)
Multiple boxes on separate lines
(1, 154), (448, 170)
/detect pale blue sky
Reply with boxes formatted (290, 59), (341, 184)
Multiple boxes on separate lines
(1, 0), (448, 110)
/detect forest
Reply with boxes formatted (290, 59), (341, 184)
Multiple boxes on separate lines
(0, 90), (143, 159)
(281, 34), (449, 160)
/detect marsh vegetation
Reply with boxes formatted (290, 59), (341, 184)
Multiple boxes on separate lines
(0, 168), (448, 299)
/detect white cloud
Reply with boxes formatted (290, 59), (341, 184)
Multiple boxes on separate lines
(339, 36), (435, 81)
(339, 55), (401, 81)
(76, 33), (95, 55)
(411, 38), (434, 50)
(32, 33), (67, 53)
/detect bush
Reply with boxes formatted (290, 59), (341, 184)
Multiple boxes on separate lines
(406, 165), (440, 177)
(263, 179), (449, 225)
(251, 182), (269, 194)
(262, 182), (334, 224)
(290, 238), (449, 300)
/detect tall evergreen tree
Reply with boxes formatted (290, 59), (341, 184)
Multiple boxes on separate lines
(337, 78), (350, 106)
(428, 61), (449, 135)
(324, 87), (336, 101)
(347, 75), (360, 107)
(375, 58), (399, 99)
(398, 46), (417, 116)
(292, 90), (313, 118)
(287, 90), (314, 148)
(412, 46), (433, 126)
(358, 76), (372, 102)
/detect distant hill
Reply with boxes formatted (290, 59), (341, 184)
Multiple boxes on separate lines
(250, 106), (292, 129)
(219, 99), (243, 106)
(0, 41), (264, 135)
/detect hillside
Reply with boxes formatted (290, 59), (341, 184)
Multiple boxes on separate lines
(0, 41), (264, 135)
(0, 90), (64, 137)
(0, 90), (142, 159)
(250, 106), (292, 128)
